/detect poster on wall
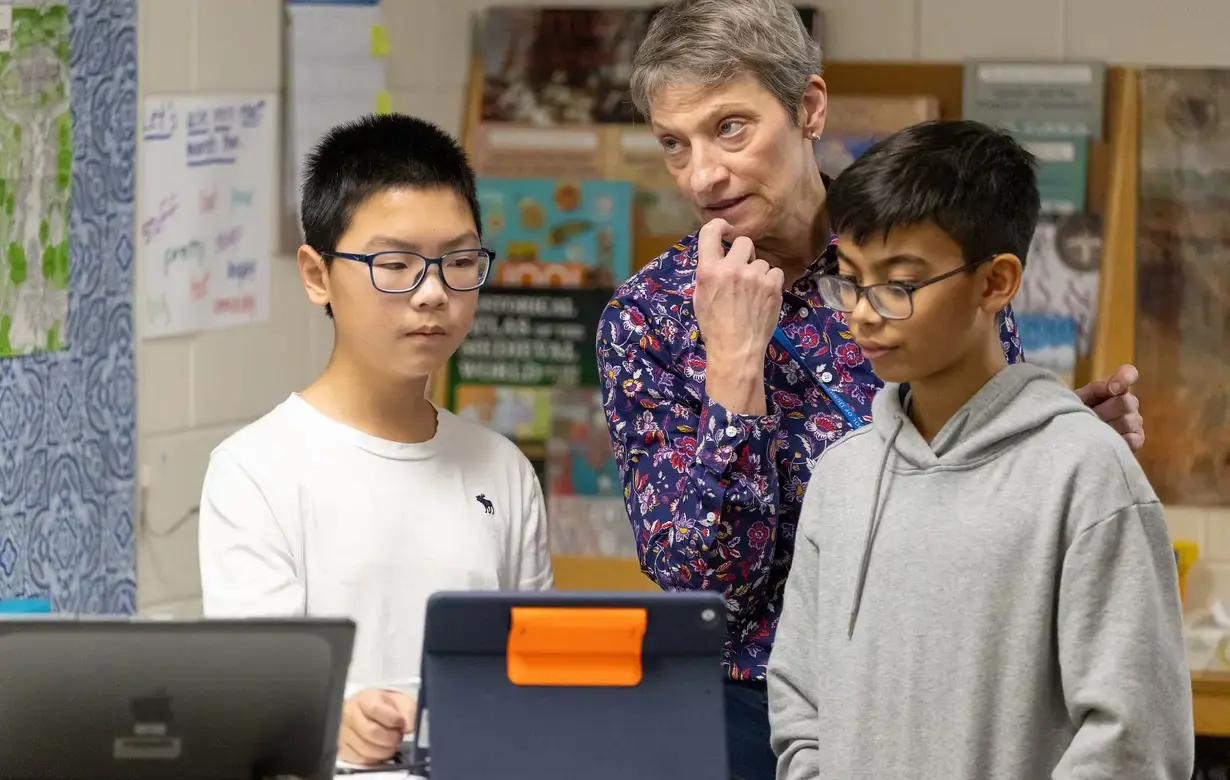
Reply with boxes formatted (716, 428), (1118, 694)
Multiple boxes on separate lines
(1136, 69), (1230, 505)
(1015, 213), (1102, 356)
(138, 94), (277, 339)
(478, 177), (633, 287)
(479, 5), (824, 125)
(0, 3), (72, 356)
(285, 0), (388, 220)
(468, 124), (699, 270)
(546, 387), (635, 559)
(448, 285), (610, 434)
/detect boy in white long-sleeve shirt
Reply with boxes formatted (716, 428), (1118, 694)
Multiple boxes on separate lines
(198, 113), (552, 766)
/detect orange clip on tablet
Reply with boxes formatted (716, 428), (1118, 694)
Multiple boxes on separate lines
(506, 606), (647, 687)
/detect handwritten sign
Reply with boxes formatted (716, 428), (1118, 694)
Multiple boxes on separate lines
(139, 94), (277, 338)
(448, 287), (610, 399)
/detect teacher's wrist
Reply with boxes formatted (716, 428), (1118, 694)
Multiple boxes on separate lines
(705, 359), (767, 416)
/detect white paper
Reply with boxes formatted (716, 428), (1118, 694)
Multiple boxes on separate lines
(285, 1), (386, 218)
(139, 94), (277, 339)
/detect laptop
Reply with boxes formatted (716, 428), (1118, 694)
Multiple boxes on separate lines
(411, 590), (728, 780)
(0, 617), (354, 780)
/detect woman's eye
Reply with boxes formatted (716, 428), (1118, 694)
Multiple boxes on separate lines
(718, 119), (744, 136)
(660, 137), (679, 153)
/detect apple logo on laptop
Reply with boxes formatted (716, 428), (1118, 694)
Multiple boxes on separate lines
(130, 688), (173, 736)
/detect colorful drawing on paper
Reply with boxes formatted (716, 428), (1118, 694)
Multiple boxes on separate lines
(139, 94), (276, 338)
(0, 3), (72, 356)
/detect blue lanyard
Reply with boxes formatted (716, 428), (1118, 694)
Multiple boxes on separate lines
(772, 327), (867, 430)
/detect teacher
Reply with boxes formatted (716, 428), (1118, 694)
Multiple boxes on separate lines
(595, 1), (1146, 779)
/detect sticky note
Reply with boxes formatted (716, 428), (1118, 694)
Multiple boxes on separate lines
(375, 90), (392, 115)
(371, 25), (389, 56)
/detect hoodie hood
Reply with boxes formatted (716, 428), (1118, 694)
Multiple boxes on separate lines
(872, 363), (1094, 470)
(846, 363), (1094, 638)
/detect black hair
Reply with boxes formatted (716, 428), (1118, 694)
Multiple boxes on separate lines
(300, 113), (482, 317)
(825, 119), (1040, 267)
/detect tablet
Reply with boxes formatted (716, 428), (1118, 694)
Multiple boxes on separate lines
(412, 590), (727, 780)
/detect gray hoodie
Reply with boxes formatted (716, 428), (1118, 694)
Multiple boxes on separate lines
(768, 363), (1193, 780)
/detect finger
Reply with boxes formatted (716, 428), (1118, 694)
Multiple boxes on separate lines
(1107, 409), (1144, 438)
(340, 730), (394, 765)
(357, 694), (408, 731)
(697, 219), (731, 265)
(1094, 392), (1140, 426)
(749, 257), (773, 277)
(338, 736), (373, 765)
(728, 236), (755, 263)
(1123, 430), (1146, 454)
(384, 691), (417, 725)
(339, 735), (381, 765)
(353, 717), (403, 753)
(765, 266), (785, 290)
(1073, 377), (1108, 407)
(1108, 364), (1140, 395)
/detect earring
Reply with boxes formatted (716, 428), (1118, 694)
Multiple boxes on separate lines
(808, 132), (821, 141)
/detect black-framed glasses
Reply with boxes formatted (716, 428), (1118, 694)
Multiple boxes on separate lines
(321, 249), (496, 293)
(817, 254), (997, 320)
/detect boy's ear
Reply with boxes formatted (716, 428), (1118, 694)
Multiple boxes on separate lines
(298, 245), (332, 309)
(979, 253), (1023, 314)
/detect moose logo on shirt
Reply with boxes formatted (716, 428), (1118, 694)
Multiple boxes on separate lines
(475, 494), (494, 515)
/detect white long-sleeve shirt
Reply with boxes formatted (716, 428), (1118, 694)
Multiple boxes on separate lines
(198, 395), (553, 693)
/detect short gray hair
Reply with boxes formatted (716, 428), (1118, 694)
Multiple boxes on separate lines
(629, 0), (822, 124)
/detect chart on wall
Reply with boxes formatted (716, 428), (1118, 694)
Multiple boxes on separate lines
(1137, 69), (1230, 505)
(0, 2), (72, 356)
(139, 94), (277, 339)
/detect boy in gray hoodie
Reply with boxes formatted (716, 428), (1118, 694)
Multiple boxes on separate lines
(768, 119), (1193, 780)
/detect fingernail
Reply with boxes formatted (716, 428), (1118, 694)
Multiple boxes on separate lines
(1109, 382), (1122, 394)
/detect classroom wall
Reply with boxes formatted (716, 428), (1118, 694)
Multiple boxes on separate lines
(135, 0), (1230, 617)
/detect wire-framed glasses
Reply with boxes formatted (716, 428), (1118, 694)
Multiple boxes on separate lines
(322, 249), (496, 293)
(816, 255), (997, 320)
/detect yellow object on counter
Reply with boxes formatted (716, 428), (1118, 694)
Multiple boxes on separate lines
(1175, 540), (1200, 605)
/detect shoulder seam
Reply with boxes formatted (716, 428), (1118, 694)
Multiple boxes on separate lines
(809, 422), (879, 471)
(1073, 499), (1164, 541)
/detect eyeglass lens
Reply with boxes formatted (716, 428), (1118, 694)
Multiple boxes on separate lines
(371, 251), (491, 292)
(817, 276), (913, 320)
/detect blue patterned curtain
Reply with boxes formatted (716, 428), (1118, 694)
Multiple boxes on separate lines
(0, 0), (137, 613)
